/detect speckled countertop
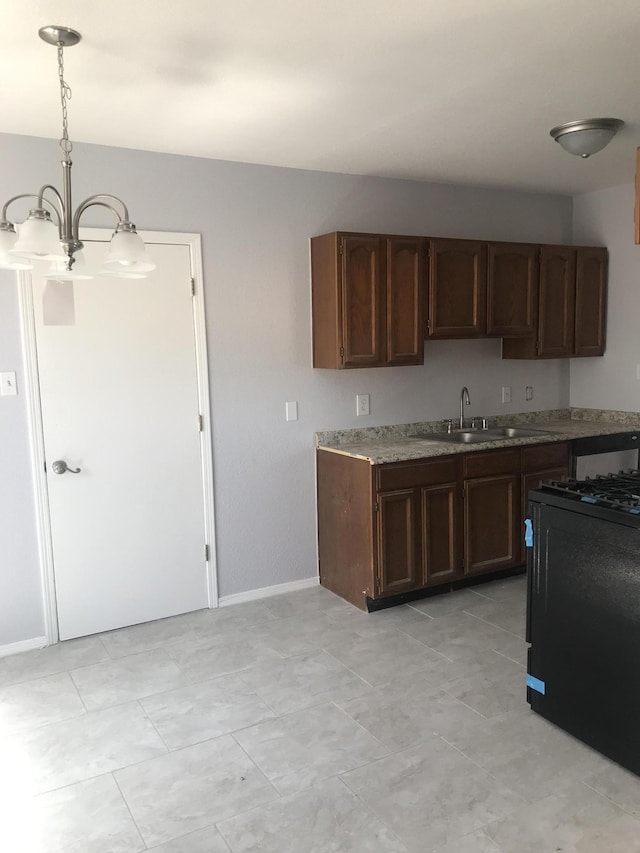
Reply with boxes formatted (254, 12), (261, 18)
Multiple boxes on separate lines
(315, 408), (640, 465)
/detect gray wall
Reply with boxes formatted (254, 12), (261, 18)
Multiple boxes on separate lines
(571, 182), (640, 412)
(0, 132), (572, 645)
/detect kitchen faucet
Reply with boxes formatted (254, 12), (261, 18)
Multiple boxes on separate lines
(459, 386), (471, 429)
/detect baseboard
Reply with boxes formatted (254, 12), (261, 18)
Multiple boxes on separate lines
(218, 577), (319, 607)
(0, 635), (48, 658)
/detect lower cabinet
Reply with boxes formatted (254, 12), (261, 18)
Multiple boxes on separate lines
(316, 440), (570, 611)
(464, 474), (520, 574)
(377, 481), (459, 595)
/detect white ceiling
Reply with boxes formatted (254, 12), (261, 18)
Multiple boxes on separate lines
(2, 1), (639, 195)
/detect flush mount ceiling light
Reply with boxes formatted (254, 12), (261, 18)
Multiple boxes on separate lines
(0, 26), (155, 277)
(550, 117), (625, 159)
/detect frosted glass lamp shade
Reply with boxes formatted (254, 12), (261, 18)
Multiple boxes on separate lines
(10, 213), (65, 260)
(0, 228), (33, 270)
(43, 250), (92, 280)
(102, 229), (156, 273)
(550, 118), (624, 158)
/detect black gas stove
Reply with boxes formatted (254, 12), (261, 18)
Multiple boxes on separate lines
(526, 468), (640, 777)
(533, 469), (640, 527)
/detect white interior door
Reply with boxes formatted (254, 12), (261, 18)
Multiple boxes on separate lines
(32, 239), (209, 640)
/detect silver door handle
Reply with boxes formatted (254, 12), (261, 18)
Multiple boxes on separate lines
(52, 460), (81, 475)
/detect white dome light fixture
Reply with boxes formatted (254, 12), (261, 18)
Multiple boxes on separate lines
(550, 118), (624, 159)
(0, 25), (155, 277)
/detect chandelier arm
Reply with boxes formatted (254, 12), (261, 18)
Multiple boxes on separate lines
(72, 199), (128, 239)
(1, 193), (62, 227)
(36, 185), (65, 226)
(73, 194), (130, 234)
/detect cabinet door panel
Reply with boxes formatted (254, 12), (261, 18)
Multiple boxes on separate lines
(574, 247), (607, 357)
(421, 484), (460, 585)
(538, 246), (576, 357)
(428, 239), (487, 337)
(341, 236), (385, 367)
(377, 490), (419, 595)
(487, 243), (538, 336)
(521, 466), (568, 561)
(386, 238), (424, 365)
(464, 474), (520, 574)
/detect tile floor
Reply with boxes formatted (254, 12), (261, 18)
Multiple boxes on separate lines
(2, 576), (640, 851)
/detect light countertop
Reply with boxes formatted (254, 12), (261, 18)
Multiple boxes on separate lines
(316, 409), (640, 465)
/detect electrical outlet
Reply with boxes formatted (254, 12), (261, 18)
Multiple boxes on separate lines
(501, 385), (512, 404)
(356, 394), (370, 416)
(525, 385), (534, 401)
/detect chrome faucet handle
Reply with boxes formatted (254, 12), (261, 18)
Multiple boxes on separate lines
(471, 416), (487, 430)
(445, 418), (455, 433)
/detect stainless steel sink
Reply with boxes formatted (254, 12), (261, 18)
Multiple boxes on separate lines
(416, 426), (551, 444)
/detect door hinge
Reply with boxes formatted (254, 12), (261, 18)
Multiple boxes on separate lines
(198, 414), (203, 432)
(204, 544), (210, 562)
(373, 501), (379, 512)
(191, 277), (195, 296)
(339, 346), (345, 362)
(427, 320), (432, 334)
(339, 241), (344, 255)
(375, 576), (381, 594)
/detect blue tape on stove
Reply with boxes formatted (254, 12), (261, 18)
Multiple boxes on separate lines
(581, 496), (597, 503)
(524, 518), (533, 547)
(527, 674), (546, 695)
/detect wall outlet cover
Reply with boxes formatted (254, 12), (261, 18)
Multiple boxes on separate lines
(356, 394), (370, 416)
(501, 385), (512, 404)
(0, 372), (17, 396)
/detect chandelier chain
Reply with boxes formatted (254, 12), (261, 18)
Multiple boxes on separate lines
(57, 43), (73, 156)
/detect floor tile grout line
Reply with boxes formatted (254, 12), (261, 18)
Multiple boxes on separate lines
(318, 647), (377, 689)
(461, 609), (526, 640)
(580, 779), (640, 822)
(335, 775), (412, 852)
(136, 698), (171, 753)
(229, 730), (283, 801)
(111, 770), (149, 851)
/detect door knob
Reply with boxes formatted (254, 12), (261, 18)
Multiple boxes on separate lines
(51, 459), (81, 475)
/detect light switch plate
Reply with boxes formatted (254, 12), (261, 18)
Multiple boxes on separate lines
(285, 401), (298, 421)
(0, 372), (17, 396)
(501, 385), (512, 404)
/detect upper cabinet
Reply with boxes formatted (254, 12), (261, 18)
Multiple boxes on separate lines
(502, 246), (607, 359)
(574, 247), (608, 357)
(427, 239), (486, 338)
(311, 231), (607, 368)
(486, 243), (538, 337)
(311, 232), (424, 369)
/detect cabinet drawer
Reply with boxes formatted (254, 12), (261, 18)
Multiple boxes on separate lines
(377, 457), (457, 491)
(463, 449), (519, 479)
(521, 441), (569, 472)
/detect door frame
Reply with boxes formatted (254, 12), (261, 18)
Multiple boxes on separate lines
(19, 228), (218, 645)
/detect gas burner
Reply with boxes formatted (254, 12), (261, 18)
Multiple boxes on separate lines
(540, 471), (640, 514)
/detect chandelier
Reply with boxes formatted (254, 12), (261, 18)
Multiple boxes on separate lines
(0, 25), (155, 279)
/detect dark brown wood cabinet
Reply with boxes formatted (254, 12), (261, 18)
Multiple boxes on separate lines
(312, 231), (607, 368)
(427, 238), (487, 338)
(574, 247), (608, 356)
(317, 441), (570, 610)
(486, 243), (538, 337)
(462, 449), (520, 574)
(376, 456), (460, 596)
(502, 246), (607, 359)
(520, 442), (570, 561)
(311, 232), (424, 368)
